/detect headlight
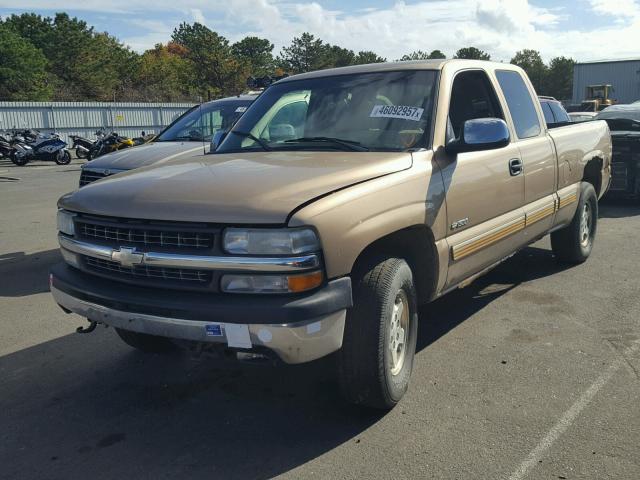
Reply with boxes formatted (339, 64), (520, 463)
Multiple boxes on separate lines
(223, 228), (320, 255)
(221, 271), (323, 294)
(56, 210), (76, 236)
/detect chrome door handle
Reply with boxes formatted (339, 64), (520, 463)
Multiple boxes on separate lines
(509, 158), (523, 176)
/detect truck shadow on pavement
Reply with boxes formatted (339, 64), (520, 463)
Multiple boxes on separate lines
(0, 246), (571, 480)
(417, 245), (570, 352)
(0, 249), (61, 297)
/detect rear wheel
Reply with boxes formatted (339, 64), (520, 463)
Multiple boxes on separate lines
(338, 257), (418, 409)
(115, 328), (178, 353)
(551, 182), (598, 263)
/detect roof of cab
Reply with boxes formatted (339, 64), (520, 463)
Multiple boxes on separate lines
(276, 59), (519, 83)
(203, 94), (258, 105)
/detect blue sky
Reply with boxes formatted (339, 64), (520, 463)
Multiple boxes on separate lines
(1, 0), (638, 62)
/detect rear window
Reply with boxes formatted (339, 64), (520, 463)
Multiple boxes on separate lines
(496, 70), (541, 139)
(549, 102), (570, 123)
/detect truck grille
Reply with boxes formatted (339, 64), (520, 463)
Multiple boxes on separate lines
(79, 170), (108, 186)
(76, 218), (214, 249)
(84, 256), (212, 284)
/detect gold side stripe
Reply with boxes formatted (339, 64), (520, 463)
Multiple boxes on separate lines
(525, 204), (555, 226)
(558, 193), (577, 209)
(452, 218), (525, 261)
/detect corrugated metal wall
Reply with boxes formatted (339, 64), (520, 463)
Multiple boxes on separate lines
(572, 60), (640, 104)
(0, 102), (195, 143)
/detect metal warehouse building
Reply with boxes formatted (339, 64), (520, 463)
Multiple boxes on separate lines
(0, 102), (195, 143)
(572, 58), (640, 105)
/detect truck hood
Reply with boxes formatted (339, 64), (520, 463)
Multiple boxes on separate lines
(83, 142), (206, 170)
(61, 151), (413, 224)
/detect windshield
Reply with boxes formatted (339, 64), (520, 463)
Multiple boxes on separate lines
(216, 70), (438, 153)
(156, 100), (253, 142)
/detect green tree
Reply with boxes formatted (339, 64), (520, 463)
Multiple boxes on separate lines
(354, 51), (386, 64)
(2, 12), (137, 100)
(326, 45), (356, 67)
(172, 22), (247, 98)
(278, 32), (331, 74)
(546, 56), (575, 100)
(399, 50), (430, 61)
(454, 46), (491, 60)
(231, 36), (274, 77)
(399, 50), (445, 61)
(427, 49), (446, 59)
(510, 49), (547, 94)
(133, 43), (197, 101)
(0, 26), (51, 100)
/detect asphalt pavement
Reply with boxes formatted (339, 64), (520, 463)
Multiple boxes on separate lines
(1, 158), (639, 480)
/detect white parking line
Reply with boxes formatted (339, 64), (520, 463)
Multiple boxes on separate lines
(507, 340), (640, 480)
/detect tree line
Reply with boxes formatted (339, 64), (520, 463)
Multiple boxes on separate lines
(0, 13), (575, 103)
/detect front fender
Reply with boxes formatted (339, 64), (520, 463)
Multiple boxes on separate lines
(288, 151), (447, 279)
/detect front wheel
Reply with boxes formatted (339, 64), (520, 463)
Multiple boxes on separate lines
(115, 328), (178, 353)
(338, 257), (418, 409)
(55, 150), (71, 165)
(10, 151), (28, 166)
(551, 182), (598, 263)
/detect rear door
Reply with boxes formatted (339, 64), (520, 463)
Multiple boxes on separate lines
(495, 70), (557, 241)
(440, 69), (525, 289)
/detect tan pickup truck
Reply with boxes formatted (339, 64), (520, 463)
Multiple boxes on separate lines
(51, 60), (611, 409)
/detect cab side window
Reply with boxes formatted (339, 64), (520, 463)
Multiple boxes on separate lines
(448, 70), (504, 142)
(549, 102), (570, 124)
(541, 102), (555, 125)
(496, 70), (541, 139)
(266, 101), (308, 141)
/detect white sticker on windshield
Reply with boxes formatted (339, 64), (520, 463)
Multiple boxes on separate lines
(370, 105), (424, 121)
(235, 106), (248, 113)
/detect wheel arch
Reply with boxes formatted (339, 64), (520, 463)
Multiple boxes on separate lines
(351, 224), (439, 304)
(582, 155), (604, 197)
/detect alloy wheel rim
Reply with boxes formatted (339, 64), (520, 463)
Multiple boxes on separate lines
(580, 202), (592, 248)
(389, 290), (410, 376)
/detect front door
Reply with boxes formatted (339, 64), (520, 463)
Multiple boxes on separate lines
(440, 69), (525, 289)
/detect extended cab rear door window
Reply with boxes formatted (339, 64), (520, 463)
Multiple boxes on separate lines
(496, 70), (541, 139)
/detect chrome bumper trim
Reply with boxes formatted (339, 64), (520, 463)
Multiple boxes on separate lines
(51, 286), (345, 364)
(58, 234), (320, 272)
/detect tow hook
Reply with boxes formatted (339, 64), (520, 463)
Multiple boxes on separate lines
(76, 320), (98, 334)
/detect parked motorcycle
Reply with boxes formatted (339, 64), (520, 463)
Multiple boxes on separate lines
(0, 132), (12, 159)
(69, 134), (98, 159)
(10, 129), (71, 166)
(88, 131), (134, 160)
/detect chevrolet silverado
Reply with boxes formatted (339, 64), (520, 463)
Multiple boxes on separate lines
(51, 60), (611, 409)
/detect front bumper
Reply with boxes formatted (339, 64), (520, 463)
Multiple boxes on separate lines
(50, 263), (352, 364)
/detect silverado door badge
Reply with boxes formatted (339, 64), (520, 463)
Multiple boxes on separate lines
(451, 218), (469, 230)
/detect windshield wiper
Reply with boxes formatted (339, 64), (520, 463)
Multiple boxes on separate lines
(229, 131), (271, 151)
(283, 136), (369, 151)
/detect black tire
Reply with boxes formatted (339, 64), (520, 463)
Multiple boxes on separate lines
(338, 257), (418, 409)
(75, 148), (87, 159)
(10, 151), (28, 166)
(55, 150), (71, 165)
(551, 182), (598, 263)
(115, 328), (178, 353)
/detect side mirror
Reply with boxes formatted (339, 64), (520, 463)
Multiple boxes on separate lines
(445, 118), (510, 155)
(210, 130), (228, 152)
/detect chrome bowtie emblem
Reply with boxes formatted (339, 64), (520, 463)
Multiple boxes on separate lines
(111, 247), (144, 267)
